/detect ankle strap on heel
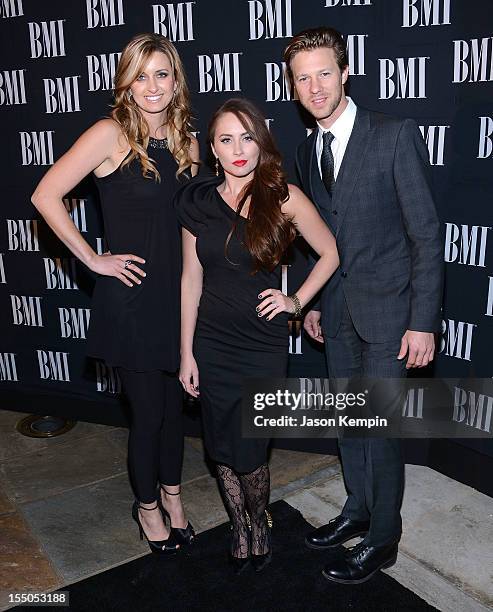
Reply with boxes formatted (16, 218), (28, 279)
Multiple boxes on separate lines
(160, 485), (181, 495)
(137, 502), (159, 511)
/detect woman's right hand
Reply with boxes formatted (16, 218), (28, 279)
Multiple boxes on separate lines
(88, 252), (146, 287)
(179, 354), (200, 398)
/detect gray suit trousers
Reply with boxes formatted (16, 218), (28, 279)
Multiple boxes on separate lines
(325, 295), (406, 547)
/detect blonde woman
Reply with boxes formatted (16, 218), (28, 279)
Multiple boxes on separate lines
(31, 33), (199, 555)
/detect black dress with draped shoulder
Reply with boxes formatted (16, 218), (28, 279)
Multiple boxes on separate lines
(174, 175), (290, 472)
(87, 140), (188, 372)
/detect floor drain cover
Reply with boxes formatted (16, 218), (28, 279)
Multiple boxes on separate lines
(16, 415), (76, 438)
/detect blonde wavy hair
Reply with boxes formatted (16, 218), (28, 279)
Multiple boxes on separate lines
(111, 33), (194, 180)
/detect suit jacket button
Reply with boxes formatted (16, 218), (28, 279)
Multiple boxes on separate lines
(332, 209), (338, 215)
(341, 271), (347, 278)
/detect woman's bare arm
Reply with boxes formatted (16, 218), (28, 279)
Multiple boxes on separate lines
(179, 228), (203, 396)
(31, 119), (145, 286)
(257, 184), (339, 319)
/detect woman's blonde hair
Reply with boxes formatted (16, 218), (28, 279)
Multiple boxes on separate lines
(111, 33), (194, 180)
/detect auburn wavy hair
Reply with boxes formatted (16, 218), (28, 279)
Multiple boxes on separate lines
(208, 98), (296, 273)
(111, 33), (194, 180)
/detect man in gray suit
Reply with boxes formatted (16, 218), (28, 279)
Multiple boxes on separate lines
(284, 27), (443, 583)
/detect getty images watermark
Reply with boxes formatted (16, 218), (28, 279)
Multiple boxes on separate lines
(241, 378), (493, 439)
(252, 388), (387, 429)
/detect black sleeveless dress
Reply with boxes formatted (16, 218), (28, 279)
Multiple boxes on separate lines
(87, 139), (186, 372)
(174, 175), (290, 472)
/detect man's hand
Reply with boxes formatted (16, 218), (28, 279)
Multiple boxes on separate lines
(303, 310), (324, 343)
(397, 330), (435, 368)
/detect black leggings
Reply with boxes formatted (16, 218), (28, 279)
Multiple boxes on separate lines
(117, 368), (184, 504)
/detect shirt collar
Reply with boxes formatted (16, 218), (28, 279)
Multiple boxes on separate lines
(316, 97), (357, 142)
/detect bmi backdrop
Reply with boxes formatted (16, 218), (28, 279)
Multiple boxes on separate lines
(0, 0), (492, 490)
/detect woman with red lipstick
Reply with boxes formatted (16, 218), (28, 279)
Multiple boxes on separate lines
(175, 98), (339, 573)
(32, 34), (198, 555)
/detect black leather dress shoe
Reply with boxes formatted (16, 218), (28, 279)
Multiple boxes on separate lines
(305, 515), (370, 549)
(321, 541), (398, 584)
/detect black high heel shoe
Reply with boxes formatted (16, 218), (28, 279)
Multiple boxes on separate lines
(230, 554), (251, 575)
(229, 529), (251, 575)
(251, 519), (272, 572)
(158, 485), (195, 546)
(131, 501), (180, 556)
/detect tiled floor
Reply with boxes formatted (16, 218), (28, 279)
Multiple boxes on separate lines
(0, 410), (338, 609)
(0, 409), (491, 611)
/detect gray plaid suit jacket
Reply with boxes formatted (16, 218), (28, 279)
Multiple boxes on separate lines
(295, 106), (444, 343)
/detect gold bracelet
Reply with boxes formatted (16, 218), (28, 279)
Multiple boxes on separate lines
(289, 293), (302, 317)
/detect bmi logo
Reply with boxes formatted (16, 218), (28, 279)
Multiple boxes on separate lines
(453, 38), (493, 83)
(0, 0), (23, 18)
(289, 321), (302, 355)
(11, 295), (43, 327)
(265, 62), (297, 102)
(20, 131), (54, 166)
(402, 388), (424, 418)
(419, 125), (449, 166)
(44, 76), (81, 114)
(486, 277), (493, 317)
(453, 387), (492, 433)
(87, 52), (121, 91)
(282, 263), (302, 355)
(379, 57), (429, 99)
(44, 258), (79, 290)
(63, 198), (88, 232)
(346, 34), (367, 76)
(0, 353), (18, 381)
(37, 350), (70, 382)
(0, 70), (26, 105)
(95, 237), (107, 255)
(7, 219), (39, 251)
(152, 3), (194, 41)
(95, 361), (121, 393)
(0, 253), (6, 283)
(28, 20), (66, 58)
(198, 53), (241, 93)
(59, 308), (91, 339)
(86, 0), (124, 28)
(478, 117), (493, 159)
(402, 0), (450, 27)
(439, 319), (476, 361)
(324, 0), (372, 6)
(249, 0), (292, 40)
(444, 224), (490, 267)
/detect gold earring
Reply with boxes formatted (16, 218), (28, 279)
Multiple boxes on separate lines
(215, 158), (219, 176)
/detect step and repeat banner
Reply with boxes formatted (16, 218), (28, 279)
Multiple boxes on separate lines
(0, 1), (492, 464)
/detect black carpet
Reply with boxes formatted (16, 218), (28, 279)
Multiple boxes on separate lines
(50, 500), (436, 611)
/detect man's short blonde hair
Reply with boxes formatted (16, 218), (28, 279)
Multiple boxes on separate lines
(284, 27), (348, 77)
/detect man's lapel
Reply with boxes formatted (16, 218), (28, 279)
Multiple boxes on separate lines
(332, 108), (372, 237)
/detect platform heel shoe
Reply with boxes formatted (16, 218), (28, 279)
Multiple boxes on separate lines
(131, 501), (180, 556)
(158, 485), (195, 546)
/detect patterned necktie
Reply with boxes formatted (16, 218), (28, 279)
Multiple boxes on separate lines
(321, 131), (335, 195)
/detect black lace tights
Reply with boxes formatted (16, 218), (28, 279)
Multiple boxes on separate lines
(216, 463), (270, 558)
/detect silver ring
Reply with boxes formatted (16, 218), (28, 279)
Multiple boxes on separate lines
(124, 259), (132, 270)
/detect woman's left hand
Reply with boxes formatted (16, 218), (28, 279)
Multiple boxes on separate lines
(256, 288), (294, 320)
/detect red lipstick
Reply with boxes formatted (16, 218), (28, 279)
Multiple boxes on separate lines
(232, 160), (247, 167)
